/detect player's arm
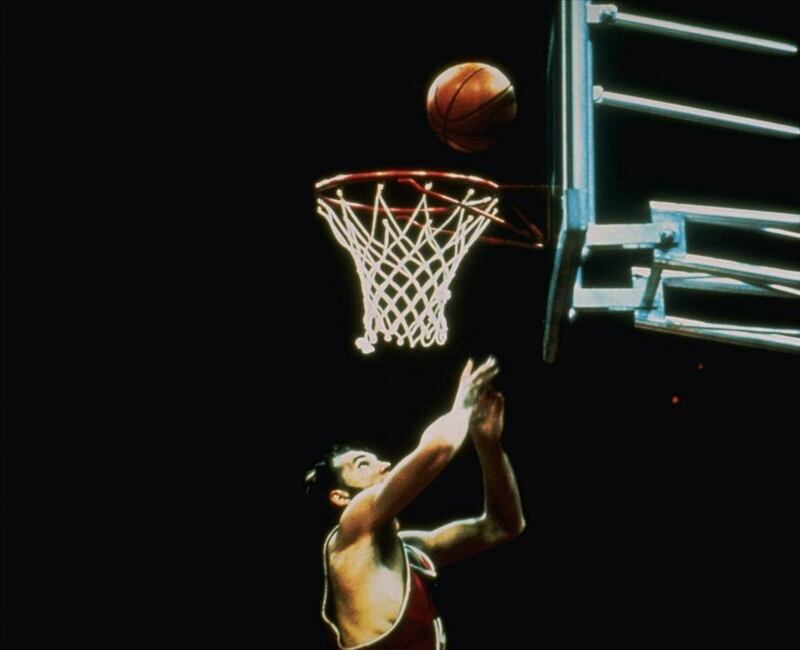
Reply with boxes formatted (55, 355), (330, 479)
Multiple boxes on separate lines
(401, 387), (525, 567)
(338, 358), (498, 542)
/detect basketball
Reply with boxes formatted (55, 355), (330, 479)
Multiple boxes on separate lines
(426, 62), (517, 153)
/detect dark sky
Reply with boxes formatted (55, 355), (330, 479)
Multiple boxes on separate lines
(4, 1), (798, 648)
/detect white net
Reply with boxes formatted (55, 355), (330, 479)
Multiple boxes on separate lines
(316, 179), (496, 353)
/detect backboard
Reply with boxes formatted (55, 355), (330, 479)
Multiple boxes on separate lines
(543, 0), (594, 363)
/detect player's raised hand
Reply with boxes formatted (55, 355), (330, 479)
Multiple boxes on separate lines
(453, 357), (499, 411)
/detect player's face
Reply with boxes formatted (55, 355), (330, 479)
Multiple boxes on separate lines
(334, 450), (392, 492)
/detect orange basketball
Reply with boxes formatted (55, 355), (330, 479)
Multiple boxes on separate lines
(426, 62), (517, 153)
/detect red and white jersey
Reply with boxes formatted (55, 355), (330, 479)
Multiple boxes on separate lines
(321, 528), (446, 650)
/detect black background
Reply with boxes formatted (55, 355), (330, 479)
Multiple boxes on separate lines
(4, 1), (798, 648)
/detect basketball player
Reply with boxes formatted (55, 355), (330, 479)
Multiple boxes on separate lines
(304, 357), (525, 649)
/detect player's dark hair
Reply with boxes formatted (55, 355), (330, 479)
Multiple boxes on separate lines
(304, 444), (352, 506)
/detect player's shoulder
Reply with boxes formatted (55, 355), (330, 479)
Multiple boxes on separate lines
(333, 486), (382, 541)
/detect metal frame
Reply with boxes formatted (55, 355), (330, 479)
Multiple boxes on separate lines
(543, 0), (799, 362)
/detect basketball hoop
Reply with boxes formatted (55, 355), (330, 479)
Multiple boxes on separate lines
(315, 170), (543, 353)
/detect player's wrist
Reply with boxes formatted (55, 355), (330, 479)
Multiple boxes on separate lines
(471, 434), (504, 451)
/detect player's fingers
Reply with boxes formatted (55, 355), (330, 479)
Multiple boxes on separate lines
(460, 358), (474, 381)
(474, 356), (496, 373)
(471, 356), (498, 381)
(470, 355), (493, 372)
(475, 365), (500, 385)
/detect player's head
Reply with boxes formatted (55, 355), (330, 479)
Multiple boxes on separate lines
(305, 445), (392, 516)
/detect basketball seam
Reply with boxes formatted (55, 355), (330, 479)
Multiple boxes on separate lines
(432, 86), (445, 126)
(433, 80), (448, 122)
(446, 85), (514, 126)
(449, 133), (495, 153)
(434, 77), (454, 122)
(442, 65), (486, 146)
(428, 93), (446, 139)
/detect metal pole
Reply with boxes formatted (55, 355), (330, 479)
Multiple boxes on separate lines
(610, 9), (797, 55)
(594, 87), (800, 138)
